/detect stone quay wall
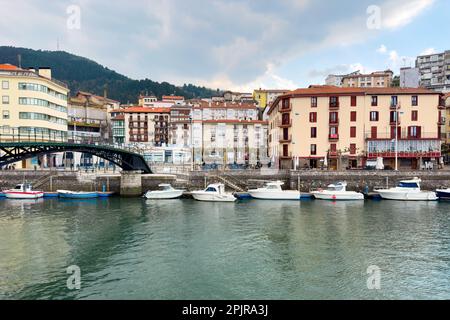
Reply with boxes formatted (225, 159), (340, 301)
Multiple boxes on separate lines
(0, 170), (449, 195)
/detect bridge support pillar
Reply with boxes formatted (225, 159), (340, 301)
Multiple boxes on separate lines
(120, 171), (142, 197)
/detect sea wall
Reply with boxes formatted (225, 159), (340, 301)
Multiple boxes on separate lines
(0, 169), (449, 195)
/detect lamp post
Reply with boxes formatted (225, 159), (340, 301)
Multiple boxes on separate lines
(190, 116), (194, 171)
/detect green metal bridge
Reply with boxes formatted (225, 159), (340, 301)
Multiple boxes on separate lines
(0, 137), (152, 174)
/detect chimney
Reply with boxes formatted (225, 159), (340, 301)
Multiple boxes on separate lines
(38, 67), (52, 79)
(28, 67), (36, 73)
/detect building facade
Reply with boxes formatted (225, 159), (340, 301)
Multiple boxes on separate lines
(253, 89), (290, 109)
(416, 50), (450, 93)
(400, 67), (420, 88)
(341, 70), (394, 88)
(268, 86), (443, 170)
(0, 64), (69, 168)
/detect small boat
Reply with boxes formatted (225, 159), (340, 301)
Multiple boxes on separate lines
(57, 190), (99, 199)
(4, 183), (44, 199)
(97, 191), (115, 198)
(248, 181), (301, 200)
(435, 188), (450, 200)
(0, 192), (5, 198)
(43, 192), (59, 198)
(375, 178), (437, 201)
(311, 182), (364, 200)
(191, 183), (236, 202)
(144, 184), (184, 199)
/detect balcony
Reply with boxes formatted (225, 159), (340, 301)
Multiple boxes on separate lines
(328, 150), (338, 157)
(279, 105), (292, 113)
(280, 152), (292, 159)
(366, 139), (441, 158)
(438, 117), (446, 125)
(280, 134), (292, 143)
(329, 101), (339, 110)
(279, 119), (292, 128)
(365, 132), (440, 140)
(328, 133), (339, 141)
(389, 119), (401, 126)
(390, 103), (400, 110)
(329, 120), (339, 126)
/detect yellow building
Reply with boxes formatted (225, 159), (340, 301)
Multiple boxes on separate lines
(341, 70), (394, 88)
(253, 89), (290, 109)
(445, 93), (450, 144)
(268, 85), (443, 170)
(0, 64), (69, 167)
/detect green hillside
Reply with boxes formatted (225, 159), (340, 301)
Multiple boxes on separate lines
(0, 46), (220, 103)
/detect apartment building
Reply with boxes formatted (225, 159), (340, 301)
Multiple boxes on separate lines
(170, 105), (192, 148)
(0, 63), (69, 168)
(416, 50), (450, 93)
(268, 85), (443, 170)
(111, 114), (125, 144)
(68, 91), (119, 142)
(191, 100), (269, 166)
(253, 89), (290, 109)
(341, 70), (394, 88)
(122, 106), (170, 146)
(400, 67), (420, 88)
(445, 93), (450, 144)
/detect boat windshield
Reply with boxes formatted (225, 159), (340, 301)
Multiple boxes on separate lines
(327, 184), (344, 191)
(266, 184), (280, 190)
(161, 185), (172, 191)
(14, 185), (23, 190)
(205, 187), (217, 192)
(398, 182), (419, 188)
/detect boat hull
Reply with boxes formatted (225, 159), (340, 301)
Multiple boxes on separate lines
(191, 192), (236, 202)
(248, 190), (300, 200)
(144, 190), (184, 199)
(5, 192), (44, 199)
(58, 191), (99, 199)
(436, 189), (450, 200)
(311, 191), (364, 200)
(376, 190), (437, 201)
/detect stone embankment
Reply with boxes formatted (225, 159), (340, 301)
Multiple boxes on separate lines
(1, 169), (449, 196)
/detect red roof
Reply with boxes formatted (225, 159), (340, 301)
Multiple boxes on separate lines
(111, 115), (124, 121)
(0, 63), (19, 70)
(268, 85), (440, 114)
(162, 95), (184, 100)
(122, 106), (170, 113)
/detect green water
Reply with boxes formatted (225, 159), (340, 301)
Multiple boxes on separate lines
(0, 197), (449, 300)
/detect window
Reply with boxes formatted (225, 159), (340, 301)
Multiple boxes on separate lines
(371, 96), (378, 106)
(351, 96), (357, 106)
(2, 110), (9, 119)
(2, 81), (9, 89)
(390, 111), (398, 123)
(412, 95), (418, 106)
(329, 126), (338, 137)
(330, 96), (338, 107)
(311, 127), (317, 138)
(350, 143), (356, 155)
(350, 126), (356, 138)
(309, 112), (317, 123)
(408, 126), (421, 138)
(330, 143), (337, 152)
(311, 97), (317, 108)
(370, 111), (379, 121)
(2, 96), (9, 104)
(412, 110), (418, 121)
(350, 111), (357, 122)
(329, 112), (338, 124)
(310, 144), (317, 155)
(391, 96), (398, 107)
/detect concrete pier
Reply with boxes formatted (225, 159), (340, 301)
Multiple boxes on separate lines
(120, 171), (142, 197)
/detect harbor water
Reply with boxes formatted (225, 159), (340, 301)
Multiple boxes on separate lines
(0, 197), (449, 299)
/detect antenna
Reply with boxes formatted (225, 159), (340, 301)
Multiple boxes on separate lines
(17, 54), (22, 68)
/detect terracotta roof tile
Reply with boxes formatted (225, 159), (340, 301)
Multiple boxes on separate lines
(122, 106), (171, 113)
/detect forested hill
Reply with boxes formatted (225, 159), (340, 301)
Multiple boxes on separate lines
(0, 46), (220, 103)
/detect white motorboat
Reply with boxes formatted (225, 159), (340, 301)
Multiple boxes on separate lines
(248, 181), (300, 200)
(4, 183), (44, 199)
(311, 181), (364, 200)
(375, 177), (437, 201)
(144, 184), (184, 199)
(191, 183), (236, 202)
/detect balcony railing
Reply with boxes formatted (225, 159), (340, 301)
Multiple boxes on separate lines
(329, 119), (339, 125)
(329, 101), (339, 109)
(438, 99), (446, 109)
(389, 119), (401, 125)
(328, 133), (339, 140)
(390, 103), (400, 110)
(365, 132), (440, 140)
(279, 119), (292, 128)
(280, 134), (292, 143)
(280, 151), (292, 159)
(438, 117), (446, 125)
(279, 104), (292, 113)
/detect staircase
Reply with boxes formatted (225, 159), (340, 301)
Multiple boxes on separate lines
(33, 171), (57, 189)
(213, 175), (246, 192)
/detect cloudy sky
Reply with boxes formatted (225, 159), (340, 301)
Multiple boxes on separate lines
(1, 0), (449, 91)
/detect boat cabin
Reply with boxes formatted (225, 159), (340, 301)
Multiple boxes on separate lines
(205, 184), (226, 194)
(12, 184), (33, 192)
(397, 178), (421, 189)
(326, 182), (347, 192)
(158, 184), (175, 191)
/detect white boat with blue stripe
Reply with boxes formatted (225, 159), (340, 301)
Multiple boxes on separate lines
(375, 178), (437, 201)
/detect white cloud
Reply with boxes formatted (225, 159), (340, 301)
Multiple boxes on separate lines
(382, 0), (434, 29)
(377, 45), (387, 54)
(420, 47), (436, 55)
